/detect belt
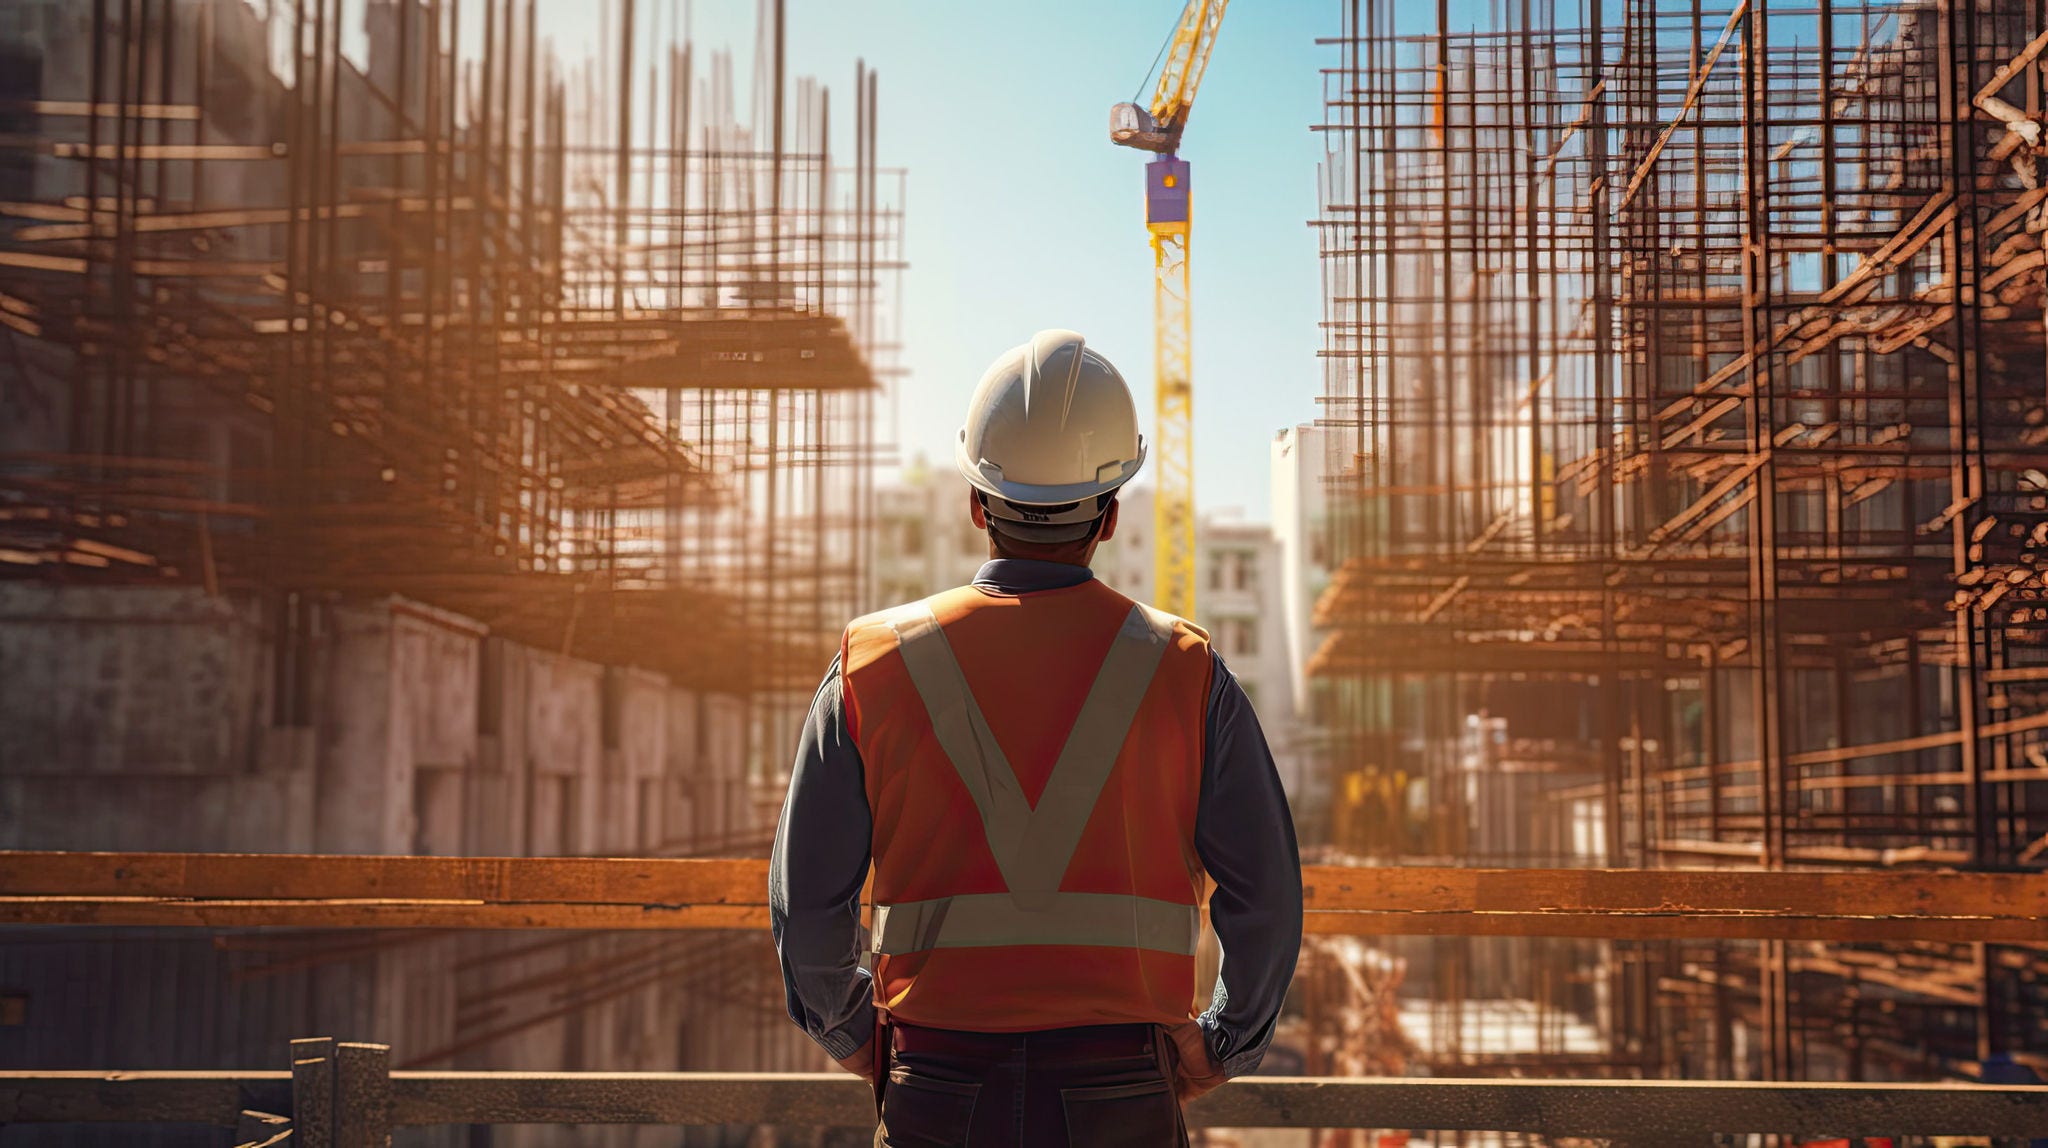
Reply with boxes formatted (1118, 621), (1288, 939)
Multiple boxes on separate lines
(892, 1021), (1159, 1062)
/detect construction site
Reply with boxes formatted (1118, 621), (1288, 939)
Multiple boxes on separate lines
(0, 0), (904, 1123)
(4, 0), (2048, 1145)
(1309, 0), (2048, 1090)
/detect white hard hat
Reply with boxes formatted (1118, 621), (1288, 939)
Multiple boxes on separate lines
(955, 330), (1146, 542)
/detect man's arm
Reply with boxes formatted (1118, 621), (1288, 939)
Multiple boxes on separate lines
(1192, 652), (1305, 1078)
(768, 655), (877, 1063)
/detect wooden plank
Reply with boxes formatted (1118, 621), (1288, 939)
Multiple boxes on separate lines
(132, 258), (286, 278)
(5, 1070), (2044, 1136)
(0, 200), (88, 222)
(0, 1070), (287, 1125)
(1298, 911), (2048, 943)
(0, 852), (765, 904)
(3, 854), (2046, 940)
(290, 1038), (334, 1148)
(45, 141), (281, 161)
(34, 898), (2008, 941)
(332, 1043), (391, 1148)
(4, 100), (203, 120)
(0, 251), (88, 274)
(1299, 866), (2048, 919)
(15, 853), (2041, 921)
(1191, 1078), (2048, 1137)
(0, 898), (766, 931)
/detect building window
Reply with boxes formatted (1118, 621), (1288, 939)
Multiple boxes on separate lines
(902, 520), (925, 556)
(1237, 620), (1258, 657)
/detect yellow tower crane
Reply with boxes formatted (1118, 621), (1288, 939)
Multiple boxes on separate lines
(1111, 0), (1229, 621)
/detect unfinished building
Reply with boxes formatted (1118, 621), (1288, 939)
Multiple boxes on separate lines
(1313, 0), (2048, 1084)
(0, 0), (902, 1130)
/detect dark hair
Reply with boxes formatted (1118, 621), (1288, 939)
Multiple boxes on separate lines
(982, 494), (1114, 563)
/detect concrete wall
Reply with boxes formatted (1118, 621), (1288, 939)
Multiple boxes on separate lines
(516, 642), (605, 857)
(0, 584), (313, 853)
(0, 585), (813, 1146)
(311, 598), (484, 854)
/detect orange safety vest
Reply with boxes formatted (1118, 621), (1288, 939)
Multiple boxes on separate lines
(842, 577), (1214, 1033)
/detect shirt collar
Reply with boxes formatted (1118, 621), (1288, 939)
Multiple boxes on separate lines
(972, 558), (1094, 594)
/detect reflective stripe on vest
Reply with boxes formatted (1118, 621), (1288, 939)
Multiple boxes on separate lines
(870, 599), (1197, 956)
(872, 892), (1200, 956)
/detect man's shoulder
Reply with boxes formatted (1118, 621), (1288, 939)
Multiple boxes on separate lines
(844, 585), (983, 636)
(840, 587), (988, 673)
(1124, 597), (1211, 649)
(1159, 610), (1212, 647)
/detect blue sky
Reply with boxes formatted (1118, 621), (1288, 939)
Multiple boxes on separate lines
(532, 0), (1336, 520)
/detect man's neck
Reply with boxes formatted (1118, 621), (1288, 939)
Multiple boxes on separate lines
(971, 558), (1094, 595)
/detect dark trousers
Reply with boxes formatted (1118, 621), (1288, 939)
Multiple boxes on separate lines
(877, 1021), (1189, 1148)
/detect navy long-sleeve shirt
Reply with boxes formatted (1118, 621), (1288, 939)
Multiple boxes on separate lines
(770, 558), (1303, 1077)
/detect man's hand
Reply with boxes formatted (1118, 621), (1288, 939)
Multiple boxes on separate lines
(834, 1037), (878, 1084)
(1165, 1021), (1228, 1104)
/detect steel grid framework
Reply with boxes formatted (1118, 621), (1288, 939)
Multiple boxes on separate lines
(1313, 0), (2048, 1090)
(0, 0), (905, 707)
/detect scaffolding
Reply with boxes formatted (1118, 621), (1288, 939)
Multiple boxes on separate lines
(0, 0), (903, 717)
(0, 0), (900, 1087)
(1314, 0), (2048, 1086)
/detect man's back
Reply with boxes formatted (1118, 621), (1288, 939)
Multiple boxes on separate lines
(842, 575), (1212, 1032)
(771, 330), (1300, 1147)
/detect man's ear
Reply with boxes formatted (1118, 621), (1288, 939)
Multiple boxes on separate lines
(1097, 498), (1120, 542)
(968, 491), (988, 530)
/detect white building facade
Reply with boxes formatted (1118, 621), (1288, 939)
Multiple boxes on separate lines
(1271, 423), (1336, 826)
(1069, 487), (1307, 799)
(868, 457), (989, 608)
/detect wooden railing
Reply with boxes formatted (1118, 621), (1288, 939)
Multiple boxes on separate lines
(6, 852), (2046, 1139)
(5, 850), (2048, 941)
(3, 1038), (2045, 1142)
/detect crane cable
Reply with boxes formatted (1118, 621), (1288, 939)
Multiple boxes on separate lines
(1133, 8), (1182, 105)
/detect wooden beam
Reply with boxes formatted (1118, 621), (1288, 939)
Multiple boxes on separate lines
(1298, 865), (2048, 941)
(3, 1068), (2045, 1136)
(3, 853), (2046, 941)
(0, 899), (768, 931)
(2, 100), (203, 120)
(0, 852), (764, 903)
(43, 141), (282, 161)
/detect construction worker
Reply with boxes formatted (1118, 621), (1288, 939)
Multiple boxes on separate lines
(772, 330), (1303, 1146)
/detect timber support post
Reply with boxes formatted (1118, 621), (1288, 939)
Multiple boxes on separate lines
(290, 1037), (392, 1148)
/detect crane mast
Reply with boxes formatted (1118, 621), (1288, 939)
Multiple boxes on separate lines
(1111, 0), (1228, 621)
(1147, 163), (1196, 621)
